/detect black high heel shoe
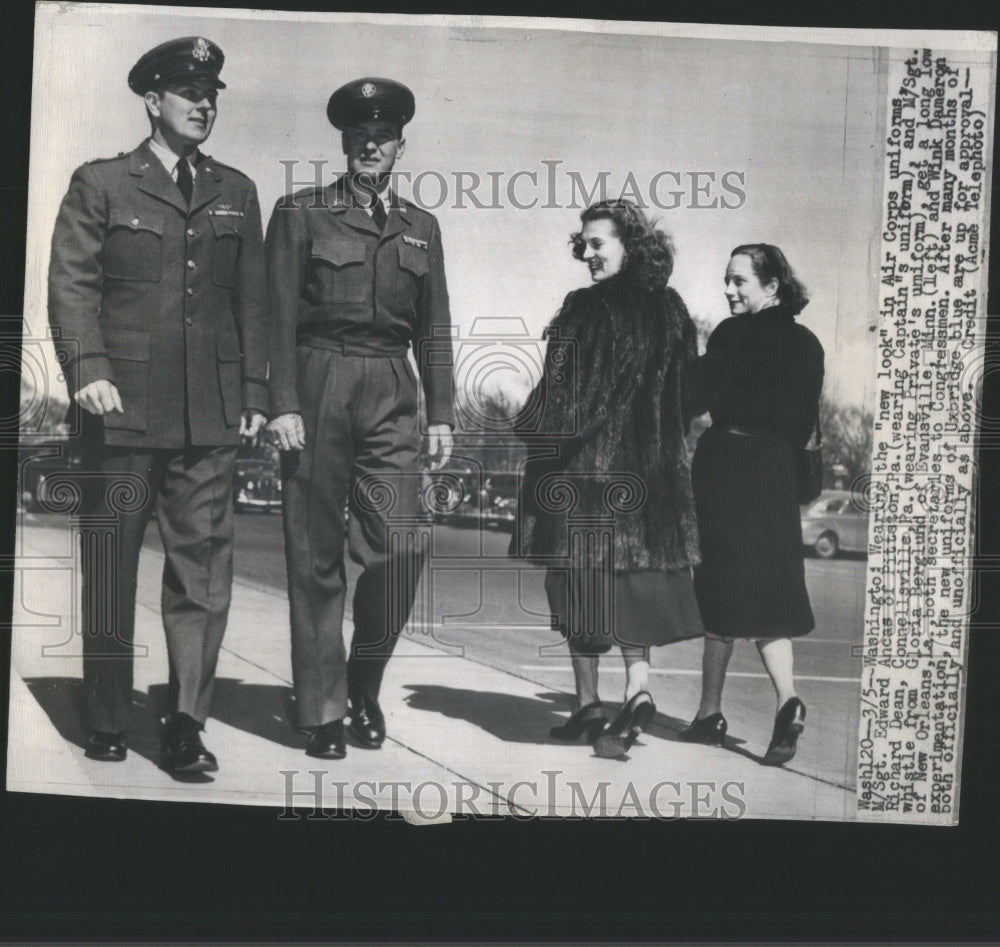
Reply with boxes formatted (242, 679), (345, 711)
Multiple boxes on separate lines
(593, 692), (656, 759)
(550, 701), (608, 742)
(762, 697), (806, 765)
(678, 712), (728, 746)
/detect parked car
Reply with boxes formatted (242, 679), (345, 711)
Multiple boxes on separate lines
(20, 439), (285, 516)
(233, 458), (282, 513)
(18, 441), (81, 512)
(801, 490), (869, 558)
(424, 469), (519, 532)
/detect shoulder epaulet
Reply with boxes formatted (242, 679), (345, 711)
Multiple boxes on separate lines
(84, 152), (128, 166)
(279, 185), (331, 208)
(397, 197), (436, 222)
(207, 158), (252, 181)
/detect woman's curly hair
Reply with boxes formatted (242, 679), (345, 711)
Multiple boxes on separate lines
(570, 199), (674, 292)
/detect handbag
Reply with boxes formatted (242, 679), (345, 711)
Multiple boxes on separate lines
(797, 418), (823, 504)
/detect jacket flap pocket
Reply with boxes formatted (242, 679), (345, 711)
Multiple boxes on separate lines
(398, 242), (429, 276)
(217, 332), (243, 362)
(311, 237), (367, 267)
(108, 208), (164, 236)
(209, 212), (243, 237)
(104, 327), (150, 362)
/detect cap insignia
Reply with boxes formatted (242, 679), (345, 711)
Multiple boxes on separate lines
(192, 38), (211, 62)
(361, 82), (376, 97)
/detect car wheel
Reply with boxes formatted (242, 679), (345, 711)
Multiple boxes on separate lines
(814, 531), (839, 559)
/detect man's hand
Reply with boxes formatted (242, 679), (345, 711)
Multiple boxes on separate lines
(74, 379), (123, 416)
(240, 410), (268, 439)
(267, 412), (306, 451)
(427, 423), (454, 470)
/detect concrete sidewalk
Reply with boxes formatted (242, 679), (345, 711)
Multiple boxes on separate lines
(7, 520), (855, 820)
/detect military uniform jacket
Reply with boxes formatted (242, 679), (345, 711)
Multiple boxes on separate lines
(265, 176), (455, 426)
(48, 140), (268, 448)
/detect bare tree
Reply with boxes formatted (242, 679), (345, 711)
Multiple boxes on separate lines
(452, 384), (525, 472)
(818, 395), (873, 485)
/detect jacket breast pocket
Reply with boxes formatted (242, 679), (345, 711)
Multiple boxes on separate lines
(209, 213), (243, 287)
(216, 331), (243, 427)
(392, 241), (430, 309)
(310, 237), (368, 303)
(104, 210), (164, 282)
(102, 327), (150, 432)
(398, 242), (430, 279)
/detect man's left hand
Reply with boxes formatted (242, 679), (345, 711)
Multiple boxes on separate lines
(240, 410), (268, 439)
(427, 423), (454, 470)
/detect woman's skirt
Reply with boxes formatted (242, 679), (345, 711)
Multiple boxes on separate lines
(545, 565), (705, 654)
(691, 427), (815, 639)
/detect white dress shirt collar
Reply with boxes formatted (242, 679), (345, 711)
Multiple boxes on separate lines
(147, 137), (199, 181)
(348, 180), (393, 217)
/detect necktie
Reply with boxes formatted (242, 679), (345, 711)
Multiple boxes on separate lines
(175, 158), (193, 206)
(370, 199), (387, 231)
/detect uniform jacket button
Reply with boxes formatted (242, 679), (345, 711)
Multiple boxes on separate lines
(186, 260), (196, 269)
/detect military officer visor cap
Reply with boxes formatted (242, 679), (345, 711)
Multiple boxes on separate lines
(128, 36), (227, 95)
(327, 78), (415, 132)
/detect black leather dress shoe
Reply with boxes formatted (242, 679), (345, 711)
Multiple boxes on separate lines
(305, 720), (347, 760)
(162, 714), (218, 774)
(85, 730), (127, 762)
(593, 692), (657, 759)
(347, 692), (386, 749)
(762, 697), (806, 766)
(678, 712), (728, 746)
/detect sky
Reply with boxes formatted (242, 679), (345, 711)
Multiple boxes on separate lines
(23, 3), (943, 419)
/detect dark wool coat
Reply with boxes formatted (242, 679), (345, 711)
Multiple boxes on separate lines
(685, 304), (824, 638)
(511, 274), (701, 572)
(685, 305), (824, 447)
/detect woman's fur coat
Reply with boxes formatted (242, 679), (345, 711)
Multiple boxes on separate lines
(511, 273), (701, 572)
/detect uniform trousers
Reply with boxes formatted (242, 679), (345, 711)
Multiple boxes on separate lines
(281, 345), (425, 729)
(79, 443), (238, 733)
